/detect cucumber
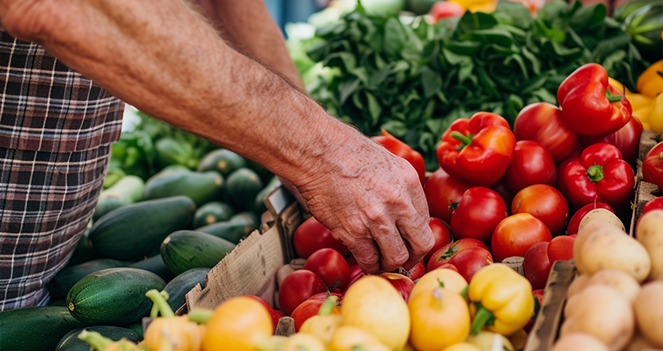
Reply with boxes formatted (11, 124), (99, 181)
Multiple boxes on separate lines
(163, 268), (210, 312)
(230, 211), (260, 228)
(93, 175), (145, 221)
(103, 168), (126, 189)
(144, 170), (223, 207)
(197, 149), (246, 176)
(124, 322), (144, 339)
(88, 196), (195, 261)
(49, 259), (133, 299)
(226, 168), (263, 211)
(193, 201), (235, 228)
(0, 306), (88, 351)
(155, 137), (198, 170)
(197, 221), (256, 244)
(50, 300), (67, 306)
(131, 254), (176, 282)
(56, 326), (141, 351)
(66, 268), (166, 325)
(161, 231), (236, 275)
(253, 176), (281, 215)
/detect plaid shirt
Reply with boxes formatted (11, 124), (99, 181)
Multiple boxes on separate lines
(0, 28), (123, 310)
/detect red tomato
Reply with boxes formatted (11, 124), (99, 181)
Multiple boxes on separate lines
(424, 167), (472, 223)
(566, 202), (614, 235)
(644, 197), (663, 214)
(424, 218), (453, 265)
(490, 178), (515, 209)
(431, 263), (460, 273)
(523, 242), (552, 290)
(380, 273), (415, 302)
(450, 187), (507, 244)
(290, 299), (341, 332)
(512, 184), (569, 236)
(345, 265), (365, 291)
(514, 103), (579, 163)
(429, 1), (465, 21)
(447, 247), (494, 283)
(555, 150), (582, 195)
(547, 235), (575, 263)
(278, 269), (326, 315)
(491, 213), (552, 262)
(303, 248), (350, 291)
(426, 238), (489, 271)
(293, 217), (349, 258)
(244, 295), (279, 333)
(504, 140), (557, 193)
(307, 292), (344, 304)
(409, 261), (426, 281)
(274, 310), (285, 320)
(580, 116), (643, 166)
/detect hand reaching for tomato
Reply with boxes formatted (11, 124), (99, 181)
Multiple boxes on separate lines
(293, 128), (435, 274)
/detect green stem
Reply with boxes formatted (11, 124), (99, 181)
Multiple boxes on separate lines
(605, 89), (623, 103)
(460, 285), (469, 299)
(448, 202), (460, 213)
(77, 330), (114, 351)
(586, 164), (604, 182)
(188, 308), (214, 324)
(145, 289), (175, 318)
(318, 295), (338, 316)
(471, 303), (495, 335)
(659, 152), (663, 160)
(450, 131), (474, 150)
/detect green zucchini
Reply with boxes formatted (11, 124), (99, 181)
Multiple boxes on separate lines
(163, 268), (210, 312)
(49, 259), (133, 299)
(155, 137), (198, 170)
(56, 326), (141, 351)
(161, 231), (236, 276)
(67, 229), (96, 267)
(0, 306), (88, 351)
(230, 211), (260, 228)
(66, 268), (166, 325)
(226, 168), (263, 211)
(123, 322), (144, 339)
(143, 170), (223, 207)
(197, 221), (256, 244)
(197, 149), (246, 176)
(131, 254), (176, 282)
(193, 201), (235, 228)
(88, 196), (195, 261)
(93, 175), (145, 221)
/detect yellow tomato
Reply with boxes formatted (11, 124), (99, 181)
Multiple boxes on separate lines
(464, 331), (515, 351)
(408, 288), (470, 351)
(329, 326), (382, 351)
(410, 269), (468, 302)
(442, 343), (482, 351)
(299, 314), (342, 345)
(201, 297), (273, 351)
(282, 334), (326, 351)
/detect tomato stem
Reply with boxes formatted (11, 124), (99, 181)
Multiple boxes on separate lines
(188, 308), (213, 324)
(77, 330), (114, 351)
(145, 289), (175, 318)
(471, 303), (495, 335)
(586, 164), (604, 182)
(605, 89), (623, 103)
(450, 131), (474, 150)
(318, 295), (339, 316)
(659, 152), (663, 160)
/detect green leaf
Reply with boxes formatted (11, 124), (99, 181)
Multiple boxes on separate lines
(460, 29), (514, 47)
(503, 54), (529, 80)
(569, 3), (607, 29)
(476, 65), (499, 98)
(534, 19), (566, 43)
(592, 32), (632, 59)
(445, 41), (483, 56)
(494, 1), (533, 29)
(455, 11), (499, 38)
(602, 50), (627, 76)
(381, 120), (408, 137)
(384, 17), (407, 56)
(323, 52), (357, 71)
(442, 48), (472, 66)
(339, 79), (360, 104)
(366, 92), (382, 126)
(421, 67), (443, 98)
(530, 87), (559, 105)
(521, 47), (541, 75)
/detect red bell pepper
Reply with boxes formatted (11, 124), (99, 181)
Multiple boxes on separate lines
(559, 143), (635, 213)
(643, 141), (663, 185)
(373, 130), (426, 184)
(580, 116), (643, 166)
(558, 63), (632, 136)
(436, 112), (516, 186)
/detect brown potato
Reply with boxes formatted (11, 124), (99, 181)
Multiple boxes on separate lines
(585, 270), (641, 302)
(634, 281), (663, 348)
(625, 333), (662, 351)
(552, 333), (610, 351)
(636, 210), (663, 281)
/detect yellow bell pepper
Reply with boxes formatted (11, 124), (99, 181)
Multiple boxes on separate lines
(637, 60), (663, 98)
(648, 93), (663, 134)
(77, 330), (149, 351)
(466, 264), (534, 336)
(634, 106), (652, 124)
(142, 290), (207, 351)
(281, 334), (327, 351)
(608, 77), (653, 112)
(449, 0), (496, 12)
(299, 296), (343, 345)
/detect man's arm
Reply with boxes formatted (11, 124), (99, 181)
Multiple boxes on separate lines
(0, 0), (433, 273)
(190, 0), (304, 90)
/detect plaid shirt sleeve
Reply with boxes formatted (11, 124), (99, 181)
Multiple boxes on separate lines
(0, 27), (124, 310)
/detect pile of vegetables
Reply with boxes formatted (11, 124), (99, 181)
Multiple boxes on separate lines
(295, 0), (660, 169)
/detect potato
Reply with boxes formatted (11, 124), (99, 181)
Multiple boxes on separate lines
(552, 333), (610, 351)
(578, 208), (625, 233)
(584, 270), (641, 302)
(567, 274), (590, 298)
(561, 285), (634, 351)
(575, 219), (652, 282)
(634, 281), (663, 348)
(636, 210), (663, 281)
(625, 333), (661, 351)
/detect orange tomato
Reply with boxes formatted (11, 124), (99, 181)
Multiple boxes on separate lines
(408, 288), (471, 351)
(201, 297), (273, 351)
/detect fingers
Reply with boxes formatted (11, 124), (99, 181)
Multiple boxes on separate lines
(343, 233), (381, 274)
(371, 222), (410, 272)
(397, 218), (434, 269)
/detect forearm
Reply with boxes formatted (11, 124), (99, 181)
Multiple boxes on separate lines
(191, 0), (304, 89)
(0, 0), (336, 186)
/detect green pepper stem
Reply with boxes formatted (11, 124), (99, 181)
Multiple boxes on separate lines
(78, 330), (114, 351)
(145, 289), (175, 318)
(587, 164), (604, 182)
(318, 295), (339, 316)
(188, 308), (213, 324)
(450, 131), (474, 149)
(605, 89), (623, 103)
(460, 285), (469, 299)
(471, 303), (495, 335)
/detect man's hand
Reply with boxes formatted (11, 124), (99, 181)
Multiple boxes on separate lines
(295, 126), (435, 274)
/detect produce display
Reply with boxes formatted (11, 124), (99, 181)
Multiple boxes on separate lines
(1, 0), (663, 350)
